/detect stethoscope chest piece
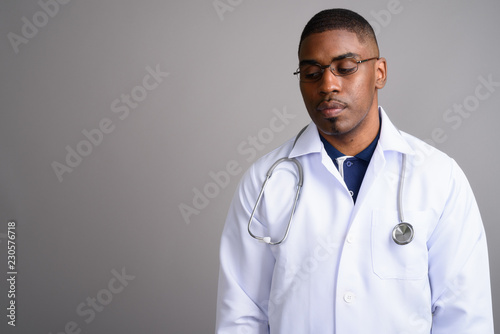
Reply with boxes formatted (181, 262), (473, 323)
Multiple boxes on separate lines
(392, 222), (414, 245)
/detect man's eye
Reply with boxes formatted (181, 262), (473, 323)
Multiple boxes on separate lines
(301, 66), (322, 80)
(304, 72), (322, 79)
(335, 59), (357, 75)
(336, 66), (356, 75)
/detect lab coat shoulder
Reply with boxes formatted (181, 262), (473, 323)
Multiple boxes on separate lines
(222, 135), (297, 246)
(247, 138), (297, 178)
(234, 136), (298, 213)
(393, 130), (457, 213)
(399, 130), (454, 171)
(399, 130), (478, 215)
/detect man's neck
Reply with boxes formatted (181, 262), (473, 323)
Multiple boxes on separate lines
(321, 115), (381, 156)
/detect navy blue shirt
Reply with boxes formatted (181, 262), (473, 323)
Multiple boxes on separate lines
(320, 132), (380, 203)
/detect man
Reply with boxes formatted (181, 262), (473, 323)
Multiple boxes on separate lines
(216, 8), (494, 333)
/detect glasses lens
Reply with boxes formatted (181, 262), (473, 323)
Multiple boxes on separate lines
(297, 58), (362, 81)
(333, 58), (358, 76)
(299, 64), (323, 82)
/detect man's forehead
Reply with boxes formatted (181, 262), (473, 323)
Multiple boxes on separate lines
(301, 30), (365, 49)
(299, 30), (376, 60)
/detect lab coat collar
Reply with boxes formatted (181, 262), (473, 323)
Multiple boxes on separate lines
(288, 106), (415, 159)
(377, 106), (415, 156)
(288, 122), (322, 158)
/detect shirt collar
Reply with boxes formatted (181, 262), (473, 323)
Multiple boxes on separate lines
(289, 106), (415, 159)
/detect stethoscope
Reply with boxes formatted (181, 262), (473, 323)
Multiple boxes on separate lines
(247, 127), (414, 246)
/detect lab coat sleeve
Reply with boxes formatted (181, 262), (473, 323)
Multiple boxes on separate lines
(216, 163), (275, 334)
(429, 159), (494, 333)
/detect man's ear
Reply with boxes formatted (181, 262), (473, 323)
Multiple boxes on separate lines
(375, 57), (387, 89)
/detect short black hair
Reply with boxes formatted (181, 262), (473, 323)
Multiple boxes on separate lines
(298, 8), (378, 55)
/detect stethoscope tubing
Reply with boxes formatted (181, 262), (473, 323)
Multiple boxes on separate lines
(398, 153), (407, 224)
(247, 157), (303, 245)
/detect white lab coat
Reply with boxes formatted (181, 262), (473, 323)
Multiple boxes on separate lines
(216, 107), (494, 333)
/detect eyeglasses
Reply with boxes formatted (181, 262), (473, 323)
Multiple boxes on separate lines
(293, 57), (379, 82)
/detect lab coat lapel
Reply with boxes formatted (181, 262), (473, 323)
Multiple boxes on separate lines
(351, 107), (414, 219)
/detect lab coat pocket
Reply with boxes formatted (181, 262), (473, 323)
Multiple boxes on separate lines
(371, 210), (430, 280)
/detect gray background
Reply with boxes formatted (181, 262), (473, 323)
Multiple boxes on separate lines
(1, 0), (499, 333)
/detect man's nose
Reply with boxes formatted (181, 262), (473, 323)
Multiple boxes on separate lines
(319, 68), (341, 94)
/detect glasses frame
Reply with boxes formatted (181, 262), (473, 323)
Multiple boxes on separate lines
(293, 56), (379, 82)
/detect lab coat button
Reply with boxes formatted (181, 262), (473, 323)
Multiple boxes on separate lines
(349, 190), (354, 197)
(346, 234), (354, 243)
(343, 292), (355, 303)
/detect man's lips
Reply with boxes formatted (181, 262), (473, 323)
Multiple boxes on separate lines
(316, 100), (347, 117)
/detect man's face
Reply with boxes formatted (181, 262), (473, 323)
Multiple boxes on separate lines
(298, 30), (386, 141)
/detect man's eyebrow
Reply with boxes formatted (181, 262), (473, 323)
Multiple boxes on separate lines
(299, 52), (361, 66)
(331, 52), (360, 61)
